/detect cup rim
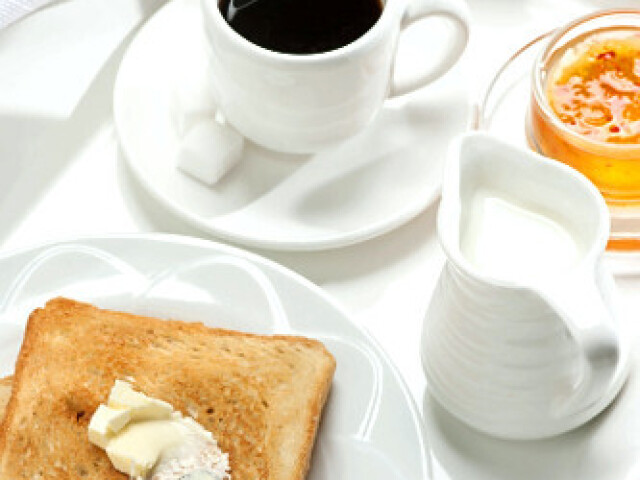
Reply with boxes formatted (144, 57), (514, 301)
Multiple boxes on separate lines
(532, 8), (640, 152)
(200, 0), (403, 65)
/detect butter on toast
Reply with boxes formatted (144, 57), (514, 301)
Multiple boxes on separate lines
(0, 297), (336, 479)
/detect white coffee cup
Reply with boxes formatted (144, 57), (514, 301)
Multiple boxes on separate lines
(200, 0), (470, 154)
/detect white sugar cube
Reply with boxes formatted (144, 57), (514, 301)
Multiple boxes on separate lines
(177, 119), (244, 186)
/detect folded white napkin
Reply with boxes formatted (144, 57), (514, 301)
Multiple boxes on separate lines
(0, 0), (58, 30)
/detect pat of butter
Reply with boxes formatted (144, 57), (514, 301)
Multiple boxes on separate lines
(106, 420), (185, 478)
(89, 380), (227, 480)
(88, 404), (132, 449)
(108, 380), (173, 421)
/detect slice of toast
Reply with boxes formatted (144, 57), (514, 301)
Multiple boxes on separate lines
(0, 298), (335, 480)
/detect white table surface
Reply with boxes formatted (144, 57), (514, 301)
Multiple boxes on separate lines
(1, 1), (639, 479)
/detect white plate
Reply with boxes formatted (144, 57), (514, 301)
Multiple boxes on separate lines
(0, 234), (430, 480)
(113, 0), (470, 251)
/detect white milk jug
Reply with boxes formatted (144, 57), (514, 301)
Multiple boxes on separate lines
(421, 132), (630, 439)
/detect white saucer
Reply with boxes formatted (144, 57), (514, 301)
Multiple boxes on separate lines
(113, 0), (470, 251)
(0, 234), (430, 479)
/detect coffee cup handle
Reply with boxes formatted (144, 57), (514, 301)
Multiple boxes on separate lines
(389, 0), (469, 97)
(539, 269), (621, 417)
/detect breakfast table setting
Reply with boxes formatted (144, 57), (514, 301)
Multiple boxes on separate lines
(1, 0), (640, 479)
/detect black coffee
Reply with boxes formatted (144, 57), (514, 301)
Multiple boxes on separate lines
(218, 0), (383, 55)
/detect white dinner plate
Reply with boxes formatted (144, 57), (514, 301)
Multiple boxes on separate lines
(113, 0), (470, 251)
(0, 234), (430, 480)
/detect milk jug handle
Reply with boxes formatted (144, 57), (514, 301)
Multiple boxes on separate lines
(540, 273), (620, 417)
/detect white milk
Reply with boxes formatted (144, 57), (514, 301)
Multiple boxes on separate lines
(460, 189), (580, 283)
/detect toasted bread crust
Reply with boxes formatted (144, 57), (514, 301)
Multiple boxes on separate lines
(0, 376), (11, 422)
(0, 298), (335, 480)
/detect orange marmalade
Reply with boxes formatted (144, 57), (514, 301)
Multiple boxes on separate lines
(547, 30), (640, 144)
(530, 27), (640, 214)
